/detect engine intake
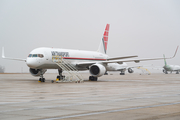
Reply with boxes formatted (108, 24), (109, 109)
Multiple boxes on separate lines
(29, 68), (47, 76)
(128, 68), (134, 73)
(89, 64), (106, 77)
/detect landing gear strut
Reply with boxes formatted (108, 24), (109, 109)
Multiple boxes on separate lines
(56, 69), (65, 80)
(39, 71), (45, 82)
(89, 76), (98, 81)
(120, 69), (126, 75)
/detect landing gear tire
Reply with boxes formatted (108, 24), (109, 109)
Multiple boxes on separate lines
(120, 73), (125, 75)
(39, 78), (41, 82)
(39, 78), (45, 82)
(38, 70), (46, 82)
(104, 72), (108, 75)
(57, 69), (65, 81)
(57, 75), (65, 80)
(57, 75), (60, 80)
(89, 76), (98, 81)
(176, 71), (179, 74)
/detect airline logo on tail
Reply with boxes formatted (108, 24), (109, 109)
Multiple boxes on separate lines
(102, 24), (110, 54)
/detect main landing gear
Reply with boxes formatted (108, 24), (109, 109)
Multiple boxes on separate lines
(104, 72), (108, 75)
(120, 72), (125, 75)
(119, 69), (126, 75)
(89, 76), (98, 81)
(56, 69), (65, 81)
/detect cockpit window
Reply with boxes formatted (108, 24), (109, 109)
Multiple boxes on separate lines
(28, 54), (32, 57)
(33, 54), (38, 57)
(28, 54), (44, 58)
(38, 54), (44, 58)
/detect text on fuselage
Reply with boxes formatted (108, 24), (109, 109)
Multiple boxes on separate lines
(51, 51), (69, 57)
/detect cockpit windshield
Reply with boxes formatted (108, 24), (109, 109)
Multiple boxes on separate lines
(28, 54), (44, 58)
(33, 54), (37, 57)
(28, 54), (32, 57)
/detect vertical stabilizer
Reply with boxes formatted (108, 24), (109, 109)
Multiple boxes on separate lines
(163, 54), (167, 66)
(97, 24), (110, 54)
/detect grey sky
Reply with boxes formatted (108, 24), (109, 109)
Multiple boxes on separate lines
(0, 0), (180, 73)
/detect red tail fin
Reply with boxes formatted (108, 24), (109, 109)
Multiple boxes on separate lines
(102, 24), (110, 54)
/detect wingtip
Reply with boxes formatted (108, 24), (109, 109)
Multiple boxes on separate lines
(172, 46), (179, 58)
(2, 47), (5, 58)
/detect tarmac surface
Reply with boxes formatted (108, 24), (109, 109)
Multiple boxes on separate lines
(0, 73), (180, 120)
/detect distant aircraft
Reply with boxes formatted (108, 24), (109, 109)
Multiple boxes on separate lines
(2, 24), (178, 82)
(0, 65), (5, 73)
(163, 54), (180, 74)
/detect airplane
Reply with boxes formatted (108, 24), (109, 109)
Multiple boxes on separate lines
(2, 24), (178, 82)
(163, 54), (180, 74)
(0, 65), (5, 73)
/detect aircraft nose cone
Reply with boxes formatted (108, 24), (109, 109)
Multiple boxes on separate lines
(26, 58), (38, 68)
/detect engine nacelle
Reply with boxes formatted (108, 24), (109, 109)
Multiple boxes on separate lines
(163, 69), (168, 74)
(89, 64), (106, 77)
(29, 68), (47, 76)
(128, 68), (134, 73)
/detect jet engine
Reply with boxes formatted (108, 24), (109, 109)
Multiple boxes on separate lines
(29, 68), (47, 76)
(128, 68), (134, 73)
(89, 64), (106, 77)
(163, 69), (168, 74)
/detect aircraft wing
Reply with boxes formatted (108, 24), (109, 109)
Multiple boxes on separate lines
(107, 55), (138, 60)
(102, 57), (173, 64)
(76, 57), (170, 67)
(76, 55), (138, 67)
(2, 47), (26, 61)
(77, 46), (178, 67)
(104, 46), (178, 64)
(76, 61), (96, 67)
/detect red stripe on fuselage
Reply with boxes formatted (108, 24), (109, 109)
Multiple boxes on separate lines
(63, 57), (106, 61)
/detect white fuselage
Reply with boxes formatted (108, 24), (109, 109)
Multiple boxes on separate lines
(26, 47), (127, 71)
(163, 65), (180, 72)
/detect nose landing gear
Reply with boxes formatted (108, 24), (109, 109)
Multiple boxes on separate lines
(38, 70), (45, 82)
(39, 77), (45, 82)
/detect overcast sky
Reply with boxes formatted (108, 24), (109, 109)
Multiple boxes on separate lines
(0, 0), (180, 73)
